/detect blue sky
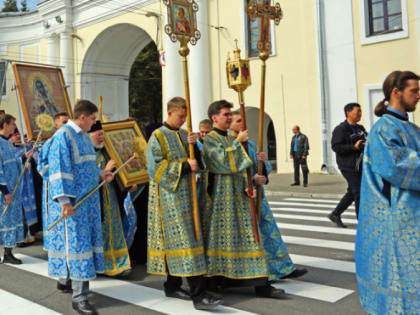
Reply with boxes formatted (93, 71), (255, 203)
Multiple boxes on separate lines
(0, 0), (41, 11)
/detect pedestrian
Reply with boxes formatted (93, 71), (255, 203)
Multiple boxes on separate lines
(289, 126), (309, 187)
(230, 110), (307, 281)
(44, 100), (114, 315)
(147, 97), (222, 310)
(355, 70), (420, 314)
(201, 100), (285, 299)
(329, 103), (367, 227)
(0, 114), (31, 264)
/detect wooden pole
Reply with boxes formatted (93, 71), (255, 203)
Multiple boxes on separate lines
(238, 91), (260, 243)
(180, 41), (201, 241)
(256, 54), (268, 221)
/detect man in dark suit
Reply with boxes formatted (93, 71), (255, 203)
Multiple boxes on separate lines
(290, 126), (309, 187)
(329, 103), (367, 227)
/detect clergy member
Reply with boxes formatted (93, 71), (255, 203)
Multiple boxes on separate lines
(147, 97), (222, 310)
(45, 100), (113, 315)
(201, 100), (284, 298)
(356, 71), (420, 314)
(230, 110), (307, 281)
(88, 120), (133, 277)
(0, 114), (29, 264)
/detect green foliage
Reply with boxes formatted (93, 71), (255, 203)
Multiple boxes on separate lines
(20, 0), (27, 12)
(129, 41), (162, 132)
(1, 0), (18, 12)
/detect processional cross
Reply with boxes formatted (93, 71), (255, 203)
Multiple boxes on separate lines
(247, 0), (282, 220)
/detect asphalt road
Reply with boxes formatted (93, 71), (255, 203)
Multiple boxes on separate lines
(0, 195), (365, 315)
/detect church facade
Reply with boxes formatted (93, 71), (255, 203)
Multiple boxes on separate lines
(1, 0), (419, 173)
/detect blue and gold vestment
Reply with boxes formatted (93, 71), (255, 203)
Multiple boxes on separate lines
(146, 125), (206, 277)
(248, 141), (295, 280)
(46, 124), (104, 280)
(0, 137), (24, 247)
(356, 111), (420, 314)
(201, 130), (268, 280)
(96, 151), (131, 276)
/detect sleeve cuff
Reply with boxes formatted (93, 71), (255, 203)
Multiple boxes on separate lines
(57, 197), (71, 206)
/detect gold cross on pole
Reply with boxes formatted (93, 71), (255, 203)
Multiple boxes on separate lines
(248, 0), (283, 56)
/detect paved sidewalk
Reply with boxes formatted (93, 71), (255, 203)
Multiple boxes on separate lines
(266, 173), (347, 199)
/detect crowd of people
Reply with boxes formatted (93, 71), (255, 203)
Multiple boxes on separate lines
(0, 70), (418, 315)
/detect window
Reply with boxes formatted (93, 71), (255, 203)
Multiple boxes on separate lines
(245, 0), (273, 58)
(367, 0), (402, 36)
(0, 62), (6, 97)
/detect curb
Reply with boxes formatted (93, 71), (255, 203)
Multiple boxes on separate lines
(265, 190), (343, 199)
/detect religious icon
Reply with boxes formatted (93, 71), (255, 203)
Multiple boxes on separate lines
(12, 63), (73, 139)
(164, 0), (201, 45)
(102, 120), (149, 187)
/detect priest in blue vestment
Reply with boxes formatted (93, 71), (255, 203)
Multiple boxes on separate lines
(356, 71), (420, 314)
(45, 100), (113, 315)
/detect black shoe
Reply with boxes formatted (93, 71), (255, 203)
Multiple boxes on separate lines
(193, 291), (223, 310)
(281, 268), (308, 279)
(57, 281), (72, 293)
(255, 285), (286, 299)
(290, 183), (299, 186)
(3, 254), (22, 265)
(72, 300), (98, 315)
(303, 183), (308, 187)
(328, 213), (347, 228)
(164, 288), (191, 300)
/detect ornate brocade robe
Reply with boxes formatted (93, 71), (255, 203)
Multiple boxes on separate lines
(356, 111), (420, 314)
(46, 124), (104, 280)
(248, 141), (295, 280)
(97, 151), (131, 276)
(0, 137), (24, 247)
(147, 125), (206, 277)
(201, 130), (268, 280)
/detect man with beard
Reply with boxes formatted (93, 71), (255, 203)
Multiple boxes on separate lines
(355, 71), (420, 315)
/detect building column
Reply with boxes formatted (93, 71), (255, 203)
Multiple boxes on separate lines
(60, 32), (74, 103)
(189, 0), (212, 130)
(47, 34), (58, 66)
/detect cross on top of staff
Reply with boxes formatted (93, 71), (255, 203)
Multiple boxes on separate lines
(247, 0), (283, 53)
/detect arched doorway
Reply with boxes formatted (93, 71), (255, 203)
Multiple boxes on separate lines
(81, 23), (157, 122)
(245, 107), (277, 170)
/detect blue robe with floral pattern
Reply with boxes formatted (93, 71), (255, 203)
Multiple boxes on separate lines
(356, 112), (420, 314)
(46, 125), (104, 280)
(0, 137), (24, 247)
(248, 141), (295, 280)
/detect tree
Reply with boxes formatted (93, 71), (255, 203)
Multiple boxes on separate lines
(20, 0), (27, 12)
(129, 41), (162, 133)
(1, 0), (18, 12)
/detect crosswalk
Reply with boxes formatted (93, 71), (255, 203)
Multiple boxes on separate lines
(0, 196), (360, 315)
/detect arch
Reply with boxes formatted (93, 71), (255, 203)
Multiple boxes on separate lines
(245, 107), (277, 168)
(81, 23), (154, 121)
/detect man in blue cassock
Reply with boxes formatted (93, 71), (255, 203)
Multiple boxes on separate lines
(44, 100), (113, 315)
(229, 110), (307, 281)
(356, 70), (420, 314)
(0, 114), (30, 264)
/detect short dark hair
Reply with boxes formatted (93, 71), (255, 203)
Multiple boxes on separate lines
(73, 100), (98, 119)
(208, 100), (233, 120)
(54, 111), (69, 121)
(167, 97), (187, 112)
(0, 114), (16, 130)
(199, 119), (212, 128)
(344, 103), (361, 117)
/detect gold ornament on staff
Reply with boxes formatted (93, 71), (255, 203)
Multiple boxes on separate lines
(48, 139), (142, 231)
(226, 40), (260, 244)
(2, 115), (55, 215)
(247, 0), (283, 220)
(163, 0), (201, 241)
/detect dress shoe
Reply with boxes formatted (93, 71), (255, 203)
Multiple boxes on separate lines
(164, 288), (191, 300)
(328, 213), (347, 228)
(72, 300), (98, 315)
(3, 254), (22, 265)
(303, 183), (308, 187)
(255, 285), (286, 299)
(57, 281), (72, 293)
(193, 291), (223, 310)
(290, 183), (299, 186)
(280, 268), (308, 279)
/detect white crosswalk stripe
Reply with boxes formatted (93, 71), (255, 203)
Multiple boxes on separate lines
(0, 289), (61, 315)
(273, 213), (359, 224)
(271, 207), (356, 217)
(269, 201), (355, 210)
